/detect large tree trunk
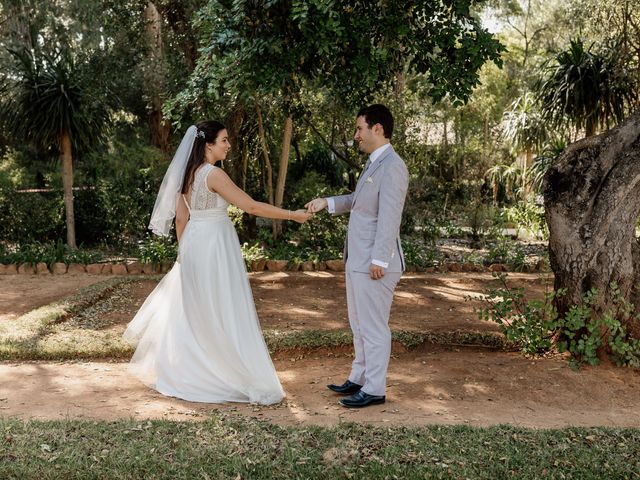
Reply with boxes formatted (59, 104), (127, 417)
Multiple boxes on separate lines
(272, 115), (293, 239)
(544, 111), (640, 345)
(224, 104), (246, 185)
(60, 132), (76, 248)
(144, 1), (171, 153)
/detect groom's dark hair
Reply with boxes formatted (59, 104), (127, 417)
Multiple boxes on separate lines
(357, 104), (393, 139)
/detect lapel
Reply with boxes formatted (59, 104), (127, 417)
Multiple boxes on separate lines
(352, 145), (394, 203)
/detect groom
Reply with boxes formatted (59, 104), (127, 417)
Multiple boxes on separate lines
(305, 104), (409, 408)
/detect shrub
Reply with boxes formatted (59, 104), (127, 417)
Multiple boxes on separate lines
(137, 234), (178, 266)
(0, 241), (103, 266)
(504, 200), (548, 240)
(475, 274), (640, 366)
(486, 236), (526, 269)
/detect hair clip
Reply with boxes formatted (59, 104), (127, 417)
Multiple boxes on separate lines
(196, 130), (205, 138)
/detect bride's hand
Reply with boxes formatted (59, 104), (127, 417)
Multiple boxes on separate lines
(291, 209), (313, 223)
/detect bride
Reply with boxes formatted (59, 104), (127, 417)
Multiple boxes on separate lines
(123, 120), (311, 404)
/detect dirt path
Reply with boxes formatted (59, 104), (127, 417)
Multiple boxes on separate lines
(91, 271), (551, 334)
(0, 274), (112, 322)
(2, 272), (639, 428)
(2, 348), (639, 428)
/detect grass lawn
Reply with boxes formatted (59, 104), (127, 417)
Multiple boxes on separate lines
(1, 415), (638, 479)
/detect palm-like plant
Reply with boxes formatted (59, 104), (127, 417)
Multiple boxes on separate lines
(537, 38), (636, 137)
(0, 47), (109, 247)
(486, 162), (523, 204)
(527, 138), (567, 194)
(502, 92), (548, 197)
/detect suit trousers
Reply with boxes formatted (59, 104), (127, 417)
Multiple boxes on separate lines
(346, 269), (401, 396)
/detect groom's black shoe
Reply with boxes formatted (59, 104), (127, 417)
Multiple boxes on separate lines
(339, 390), (385, 408)
(327, 380), (362, 395)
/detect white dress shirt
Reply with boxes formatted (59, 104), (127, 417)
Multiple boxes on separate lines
(327, 143), (392, 268)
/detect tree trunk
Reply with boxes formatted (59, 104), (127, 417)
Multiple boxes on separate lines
(224, 104), (246, 185)
(544, 111), (640, 347)
(241, 138), (248, 191)
(144, 1), (171, 153)
(273, 115), (293, 239)
(523, 148), (533, 198)
(60, 132), (76, 248)
(255, 102), (274, 206)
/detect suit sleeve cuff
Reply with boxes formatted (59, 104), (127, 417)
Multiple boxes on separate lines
(372, 259), (389, 268)
(327, 197), (335, 214)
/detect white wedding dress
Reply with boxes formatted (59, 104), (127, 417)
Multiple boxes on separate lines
(123, 163), (284, 404)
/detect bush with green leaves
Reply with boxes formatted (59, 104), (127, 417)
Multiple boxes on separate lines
(401, 235), (442, 268)
(137, 234), (178, 266)
(486, 236), (526, 269)
(504, 201), (548, 240)
(465, 201), (505, 242)
(553, 284), (640, 367)
(0, 240), (102, 266)
(476, 274), (640, 366)
(475, 273), (558, 354)
(284, 170), (347, 260)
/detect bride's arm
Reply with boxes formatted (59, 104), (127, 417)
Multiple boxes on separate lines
(208, 168), (311, 223)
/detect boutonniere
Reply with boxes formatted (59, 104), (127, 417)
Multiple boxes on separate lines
(365, 177), (374, 183)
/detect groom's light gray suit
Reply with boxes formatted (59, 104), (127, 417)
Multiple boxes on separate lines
(329, 144), (409, 396)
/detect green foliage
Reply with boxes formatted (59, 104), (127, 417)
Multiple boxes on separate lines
(527, 138), (567, 194)
(536, 38), (636, 136)
(502, 92), (549, 154)
(486, 237), (526, 269)
(553, 289), (602, 365)
(504, 201), (548, 240)
(137, 235), (177, 266)
(0, 189), (65, 244)
(477, 275), (640, 366)
(170, 0), (504, 122)
(240, 242), (267, 263)
(0, 241), (102, 266)
(465, 201), (504, 242)
(476, 273), (558, 355)
(401, 235), (442, 268)
(554, 284), (640, 367)
(286, 170), (347, 260)
(0, 47), (110, 154)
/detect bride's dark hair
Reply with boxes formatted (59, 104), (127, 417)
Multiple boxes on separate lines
(181, 120), (226, 194)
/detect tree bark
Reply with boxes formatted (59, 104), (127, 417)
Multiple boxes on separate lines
(544, 110), (640, 343)
(273, 115), (293, 239)
(60, 132), (76, 248)
(224, 104), (246, 185)
(255, 102), (274, 206)
(144, 1), (171, 153)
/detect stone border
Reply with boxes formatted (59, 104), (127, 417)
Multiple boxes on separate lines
(0, 258), (550, 275)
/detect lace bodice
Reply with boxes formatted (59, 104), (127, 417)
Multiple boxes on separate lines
(189, 164), (228, 211)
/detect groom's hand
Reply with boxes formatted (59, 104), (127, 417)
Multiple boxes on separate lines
(305, 197), (328, 213)
(369, 263), (385, 280)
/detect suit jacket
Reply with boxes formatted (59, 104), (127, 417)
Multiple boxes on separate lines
(331, 145), (409, 273)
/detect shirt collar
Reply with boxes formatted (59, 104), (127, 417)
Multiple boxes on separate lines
(369, 143), (391, 164)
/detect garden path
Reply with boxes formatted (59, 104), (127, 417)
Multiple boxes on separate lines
(1, 273), (639, 428)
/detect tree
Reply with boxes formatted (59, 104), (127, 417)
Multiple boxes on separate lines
(537, 38), (636, 137)
(544, 110), (640, 356)
(173, 0), (504, 238)
(0, 48), (110, 247)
